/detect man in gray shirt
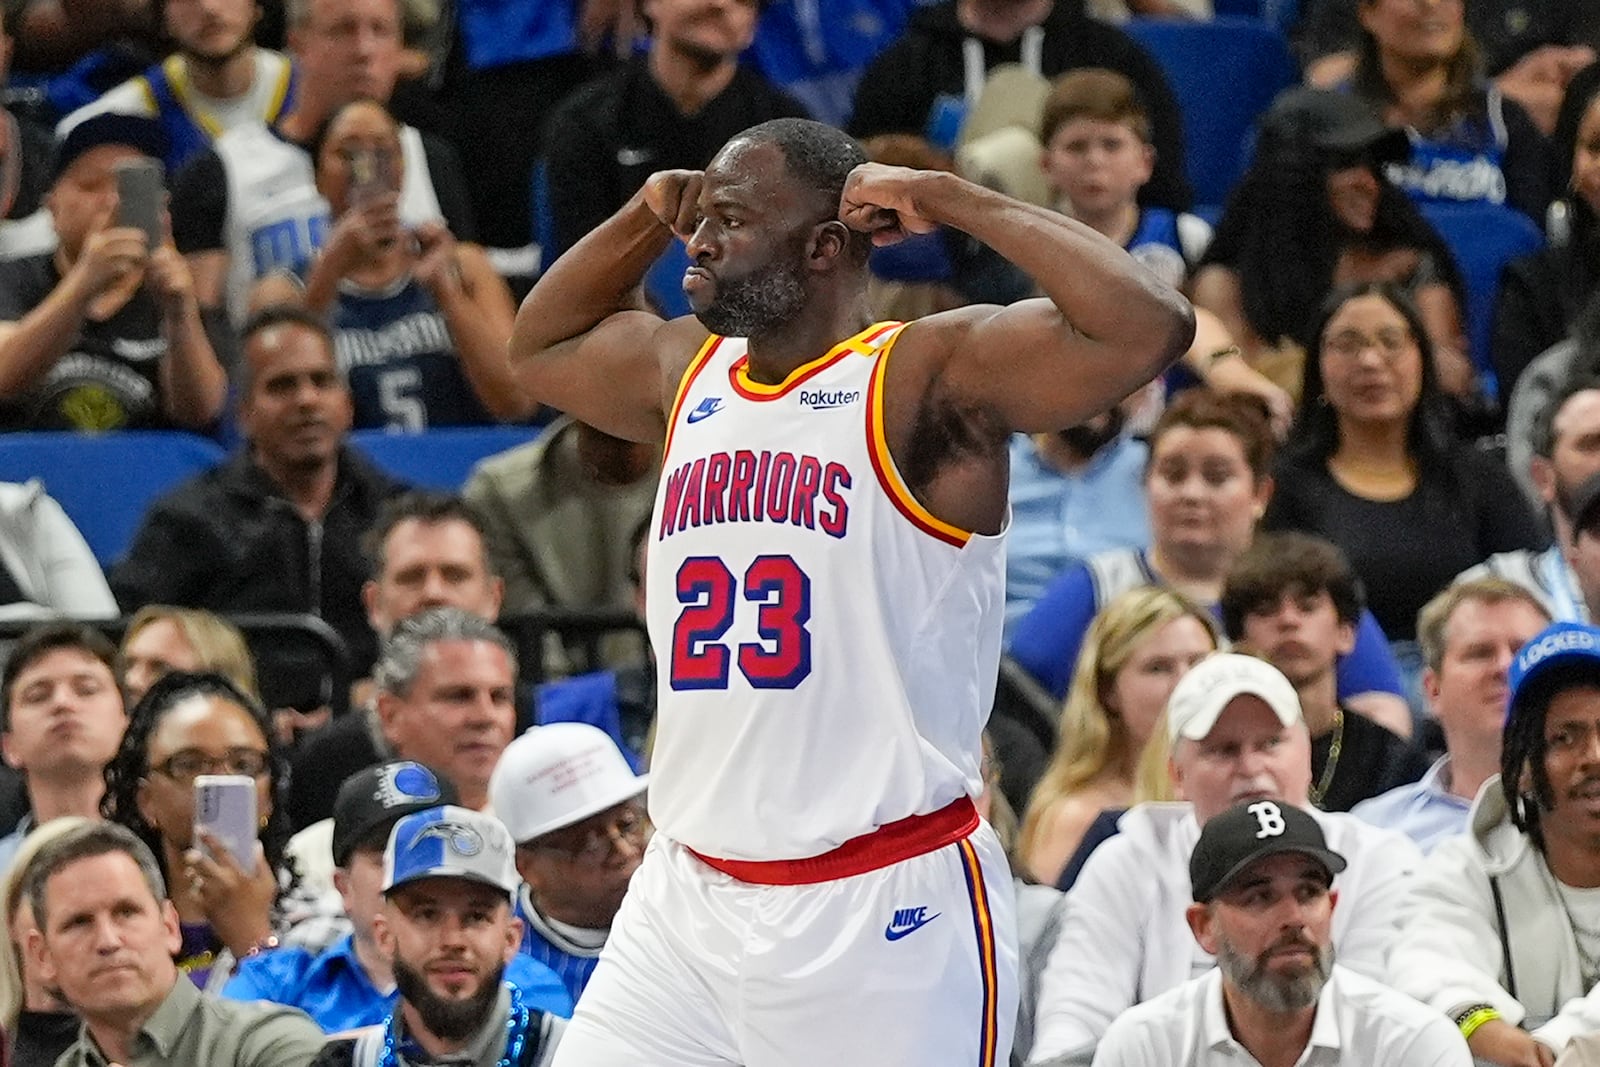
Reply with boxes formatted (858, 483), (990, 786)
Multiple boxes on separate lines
(24, 820), (326, 1067)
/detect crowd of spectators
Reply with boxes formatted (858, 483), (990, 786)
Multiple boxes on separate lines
(0, 0), (1599, 1064)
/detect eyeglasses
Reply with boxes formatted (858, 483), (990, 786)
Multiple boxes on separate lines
(1321, 328), (1414, 360)
(150, 747), (270, 783)
(523, 807), (649, 867)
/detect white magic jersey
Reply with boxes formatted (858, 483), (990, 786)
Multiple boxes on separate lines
(645, 322), (1006, 861)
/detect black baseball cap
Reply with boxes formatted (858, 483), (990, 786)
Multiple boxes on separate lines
(1259, 88), (1410, 168)
(331, 761), (457, 867)
(1190, 800), (1347, 903)
(52, 112), (169, 183)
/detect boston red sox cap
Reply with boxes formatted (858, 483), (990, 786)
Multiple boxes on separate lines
(1190, 799), (1346, 903)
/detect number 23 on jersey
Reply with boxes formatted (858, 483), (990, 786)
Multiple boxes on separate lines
(670, 555), (813, 690)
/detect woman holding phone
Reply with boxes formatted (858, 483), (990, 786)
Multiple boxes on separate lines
(253, 99), (532, 431)
(100, 671), (297, 992)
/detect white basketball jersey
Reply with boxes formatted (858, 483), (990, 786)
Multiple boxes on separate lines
(645, 322), (1006, 861)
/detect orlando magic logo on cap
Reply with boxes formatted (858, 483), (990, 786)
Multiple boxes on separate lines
(382, 804), (520, 899)
(331, 761), (457, 867)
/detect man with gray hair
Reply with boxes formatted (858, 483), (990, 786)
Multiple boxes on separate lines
(287, 607), (519, 899)
(25, 820), (326, 1067)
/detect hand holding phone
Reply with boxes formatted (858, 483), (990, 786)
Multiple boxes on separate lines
(114, 158), (165, 247)
(193, 774), (258, 871)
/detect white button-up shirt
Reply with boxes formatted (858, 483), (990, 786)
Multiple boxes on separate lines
(1090, 965), (1471, 1067)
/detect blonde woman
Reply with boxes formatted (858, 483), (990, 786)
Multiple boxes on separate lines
(1018, 587), (1219, 886)
(117, 605), (257, 707)
(3, 816), (92, 1067)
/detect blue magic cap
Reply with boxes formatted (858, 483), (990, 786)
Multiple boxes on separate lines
(1507, 622), (1600, 725)
(382, 805), (520, 899)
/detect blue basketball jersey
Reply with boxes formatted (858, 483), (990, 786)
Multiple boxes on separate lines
(332, 275), (494, 431)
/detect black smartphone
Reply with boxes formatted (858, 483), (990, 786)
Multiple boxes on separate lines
(114, 158), (165, 246)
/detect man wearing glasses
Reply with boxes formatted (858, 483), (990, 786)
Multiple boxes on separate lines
(489, 723), (649, 1003)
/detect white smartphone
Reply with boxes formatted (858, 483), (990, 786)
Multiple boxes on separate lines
(193, 774), (258, 870)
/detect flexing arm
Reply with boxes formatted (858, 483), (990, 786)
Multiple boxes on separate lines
(510, 171), (709, 443)
(841, 165), (1194, 433)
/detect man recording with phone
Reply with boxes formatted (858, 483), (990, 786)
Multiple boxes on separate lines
(0, 113), (226, 432)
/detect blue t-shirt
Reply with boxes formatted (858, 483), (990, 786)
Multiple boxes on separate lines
(222, 933), (573, 1032)
(1008, 548), (1404, 702)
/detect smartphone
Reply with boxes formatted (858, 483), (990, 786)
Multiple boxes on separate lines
(347, 146), (389, 209)
(114, 158), (165, 246)
(193, 774), (258, 870)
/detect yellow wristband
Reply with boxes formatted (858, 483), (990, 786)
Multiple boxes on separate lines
(1457, 1007), (1500, 1040)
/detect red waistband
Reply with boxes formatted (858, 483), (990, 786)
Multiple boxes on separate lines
(686, 796), (980, 885)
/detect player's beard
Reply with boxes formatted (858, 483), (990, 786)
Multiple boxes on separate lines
(393, 957), (506, 1042)
(695, 259), (807, 338)
(1214, 933), (1332, 1014)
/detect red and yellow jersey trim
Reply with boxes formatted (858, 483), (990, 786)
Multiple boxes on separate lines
(728, 321), (901, 401)
(865, 329), (972, 549)
(661, 335), (724, 461)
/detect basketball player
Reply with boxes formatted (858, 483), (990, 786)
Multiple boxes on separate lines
(509, 117), (1194, 1066)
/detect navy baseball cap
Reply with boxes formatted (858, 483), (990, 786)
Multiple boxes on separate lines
(383, 805), (520, 899)
(52, 113), (169, 183)
(331, 761), (457, 867)
(1507, 622), (1600, 725)
(1190, 799), (1346, 903)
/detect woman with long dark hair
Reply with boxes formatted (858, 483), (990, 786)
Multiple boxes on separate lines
(1193, 88), (1475, 403)
(100, 671), (298, 992)
(1264, 282), (1541, 691)
(1349, 0), (1552, 223)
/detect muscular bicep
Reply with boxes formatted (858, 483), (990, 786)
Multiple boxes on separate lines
(932, 297), (1186, 434)
(510, 309), (705, 444)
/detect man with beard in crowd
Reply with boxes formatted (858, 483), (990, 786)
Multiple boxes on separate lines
(1091, 800), (1470, 1066)
(310, 805), (565, 1066)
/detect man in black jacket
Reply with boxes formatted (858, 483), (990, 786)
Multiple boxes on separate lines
(111, 304), (404, 707)
(848, 0), (1191, 210)
(540, 0), (810, 260)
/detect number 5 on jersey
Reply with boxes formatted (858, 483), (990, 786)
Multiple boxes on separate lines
(671, 555), (812, 690)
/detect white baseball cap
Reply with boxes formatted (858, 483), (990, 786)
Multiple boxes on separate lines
(383, 805), (520, 899)
(489, 723), (648, 844)
(1165, 653), (1303, 743)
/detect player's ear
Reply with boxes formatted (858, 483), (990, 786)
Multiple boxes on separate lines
(809, 220), (851, 268)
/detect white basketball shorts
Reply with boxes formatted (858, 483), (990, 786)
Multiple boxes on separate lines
(550, 809), (1018, 1066)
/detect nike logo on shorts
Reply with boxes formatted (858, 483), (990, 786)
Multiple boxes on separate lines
(884, 906), (940, 941)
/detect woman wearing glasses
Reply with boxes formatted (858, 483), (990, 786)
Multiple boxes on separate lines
(100, 671), (297, 992)
(1263, 282), (1541, 707)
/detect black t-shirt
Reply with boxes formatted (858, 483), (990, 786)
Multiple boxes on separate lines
(0, 254), (170, 431)
(1310, 706), (1432, 812)
(543, 58), (810, 257)
(1263, 448), (1545, 640)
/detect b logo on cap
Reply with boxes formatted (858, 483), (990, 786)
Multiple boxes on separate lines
(1248, 801), (1286, 839)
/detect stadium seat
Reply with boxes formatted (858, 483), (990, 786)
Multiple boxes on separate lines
(1123, 17), (1297, 210)
(0, 431), (225, 567)
(348, 426), (544, 491)
(1418, 200), (1545, 394)
(1212, 0), (1302, 33)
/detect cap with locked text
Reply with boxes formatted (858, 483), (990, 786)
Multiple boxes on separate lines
(383, 804), (520, 899)
(1507, 621), (1600, 726)
(1190, 799), (1347, 903)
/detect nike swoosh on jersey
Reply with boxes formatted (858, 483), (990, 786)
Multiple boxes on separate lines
(884, 910), (941, 941)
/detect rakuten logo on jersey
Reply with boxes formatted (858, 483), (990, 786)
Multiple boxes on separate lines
(798, 388), (861, 410)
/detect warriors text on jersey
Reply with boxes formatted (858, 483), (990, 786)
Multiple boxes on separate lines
(644, 322), (1006, 861)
